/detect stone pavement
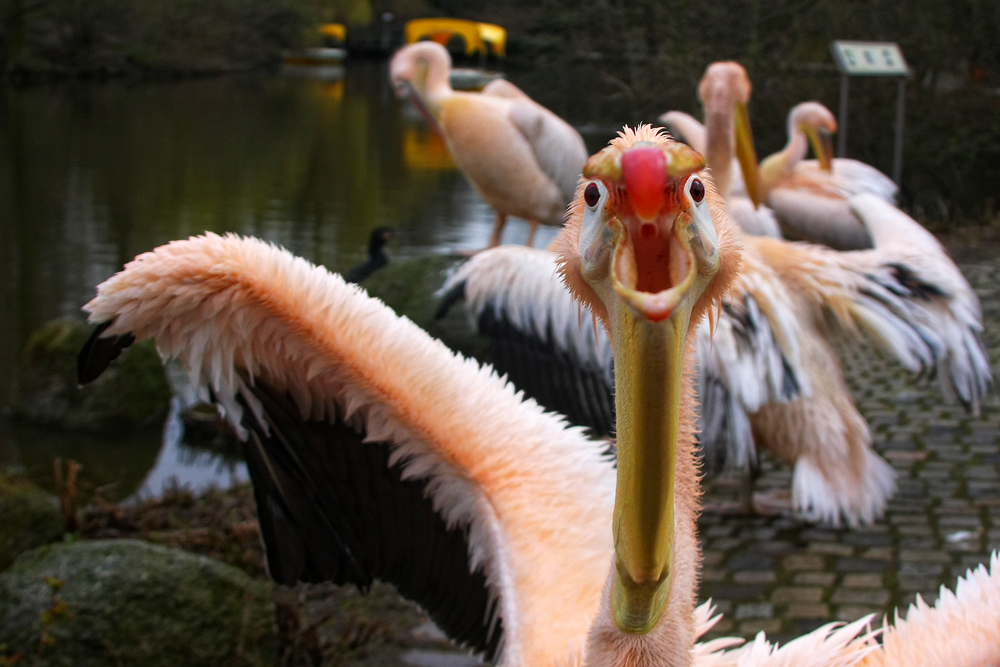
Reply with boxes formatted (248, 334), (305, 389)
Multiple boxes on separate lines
(697, 255), (1000, 644)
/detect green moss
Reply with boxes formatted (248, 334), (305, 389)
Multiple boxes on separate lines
(0, 539), (275, 667)
(10, 319), (171, 433)
(0, 473), (63, 573)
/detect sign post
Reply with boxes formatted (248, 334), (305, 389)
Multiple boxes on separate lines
(830, 41), (910, 186)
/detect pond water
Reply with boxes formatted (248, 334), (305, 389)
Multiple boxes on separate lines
(0, 61), (619, 501)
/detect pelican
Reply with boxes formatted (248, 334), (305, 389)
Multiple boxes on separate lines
(759, 101), (898, 250)
(390, 41), (587, 249)
(645, 62), (991, 521)
(78, 128), (999, 665)
(438, 197), (989, 527)
(660, 62), (782, 239)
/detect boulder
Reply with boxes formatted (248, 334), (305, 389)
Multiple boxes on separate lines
(0, 539), (275, 666)
(361, 254), (487, 361)
(0, 473), (63, 572)
(9, 319), (171, 433)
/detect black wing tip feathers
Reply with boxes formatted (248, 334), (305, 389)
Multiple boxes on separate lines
(77, 320), (136, 385)
(434, 281), (467, 320)
(239, 379), (503, 658)
(886, 263), (948, 300)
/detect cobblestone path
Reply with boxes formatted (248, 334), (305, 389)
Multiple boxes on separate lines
(697, 256), (1000, 644)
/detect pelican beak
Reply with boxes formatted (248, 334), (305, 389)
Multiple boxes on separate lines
(593, 142), (714, 633)
(802, 123), (834, 172)
(396, 80), (446, 139)
(733, 101), (761, 207)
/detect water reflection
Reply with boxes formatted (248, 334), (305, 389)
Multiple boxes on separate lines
(0, 61), (582, 498)
(128, 398), (249, 503)
(0, 419), (161, 500)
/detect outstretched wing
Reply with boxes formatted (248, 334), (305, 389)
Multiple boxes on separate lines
(870, 552), (1000, 666)
(237, 381), (499, 656)
(79, 233), (615, 667)
(751, 194), (992, 413)
(436, 245), (615, 437)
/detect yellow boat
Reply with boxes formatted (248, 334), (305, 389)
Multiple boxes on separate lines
(403, 18), (506, 58)
(403, 18), (506, 90)
(402, 127), (456, 171)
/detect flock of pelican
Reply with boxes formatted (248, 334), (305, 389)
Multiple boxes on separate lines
(77, 41), (998, 666)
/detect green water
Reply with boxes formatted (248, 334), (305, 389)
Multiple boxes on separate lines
(0, 61), (616, 500)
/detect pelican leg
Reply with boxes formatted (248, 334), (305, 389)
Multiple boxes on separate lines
(739, 466), (758, 516)
(488, 212), (507, 248)
(525, 220), (539, 248)
(744, 460), (793, 517)
(462, 212), (507, 256)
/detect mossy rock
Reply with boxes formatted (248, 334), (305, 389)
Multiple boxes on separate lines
(0, 473), (63, 572)
(0, 539), (275, 667)
(9, 319), (171, 433)
(361, 254), (487, 361)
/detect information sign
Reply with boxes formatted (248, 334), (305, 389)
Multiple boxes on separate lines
(830, 40), (909, 185)
(832, 41), (909, 77)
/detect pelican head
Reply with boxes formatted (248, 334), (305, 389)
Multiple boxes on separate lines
(555, 126), (740, 634)
(788, 101), (837, 171)
(697, 61), (761, 206)
(389, 42), (451, 136)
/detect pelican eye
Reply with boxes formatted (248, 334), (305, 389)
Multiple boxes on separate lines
(689, 178), (705, 203)
(584, 182), (601, 208)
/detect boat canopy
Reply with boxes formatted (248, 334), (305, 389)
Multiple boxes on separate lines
(318, 23), (346, 43)
(404, 18), (506, 57)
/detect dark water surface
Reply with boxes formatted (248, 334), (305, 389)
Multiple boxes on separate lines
(0, 62), (616, 500)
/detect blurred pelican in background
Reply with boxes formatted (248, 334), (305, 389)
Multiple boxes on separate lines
(390, 41), (587, 250)
(760, 101), (898, 250)
(661, 62), (782, 239)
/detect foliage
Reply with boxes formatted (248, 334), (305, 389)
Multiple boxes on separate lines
(0, 0), (312, 76)
(308, 0), (373, 26)
(36, 575), (73, 660)
(465, 0), (1000, 224)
